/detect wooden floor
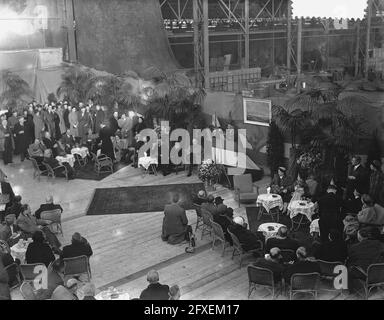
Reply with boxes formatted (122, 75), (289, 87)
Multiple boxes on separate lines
(3, 158), (384, 300)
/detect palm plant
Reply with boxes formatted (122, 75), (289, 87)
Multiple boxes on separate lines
(56, 64), (94, 105)
(86, 74), (121, 107)
(0, 70), (33, 112)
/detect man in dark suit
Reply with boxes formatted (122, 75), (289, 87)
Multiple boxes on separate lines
(228, 216), (264, 252)
(270, 167), (293, 204)
(213, 208), (234, 246)
(0, 172), (15, 222)
(318, 184), (343, 243)
(161, 193), (191, 245)
(42, 131), (56, 152)
(265, 226), (300, 252)
(61, 129), (76, 153)
(342, 189), (363, 216)
(254, 248), (285, 283)
(61, 232), (93, 259)
(283, 247), (321, 284)
(34, 195), (63, 220)
(346, 156), (369, 200)
(14, 117), (29, 162)
(314, 229), (347, 262)
(140, 270), (169, 300)
(201, 195), (218, 217)
(0, 214), (20, 244)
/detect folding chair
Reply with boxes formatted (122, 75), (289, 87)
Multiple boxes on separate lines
(354, 263), (384, 300)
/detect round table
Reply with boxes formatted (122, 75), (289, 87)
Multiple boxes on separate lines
(138, 157), (158, 170)
(56, 154), (75, 168)
(258, 223), (286, 239)
(71, 147), (89, 159)
(10, 240), (30, 263)
(288, 200), (315, 222)
(95, 289), (130, 300)
(256, 194), (283, 212)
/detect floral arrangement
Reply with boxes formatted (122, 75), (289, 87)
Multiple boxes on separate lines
(198, 159), (221, 184)
(297, 151), (323, 170)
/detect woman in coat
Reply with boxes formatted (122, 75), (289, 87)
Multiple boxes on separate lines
(33, 111), (45, 141)
(68, 107), (79, 138)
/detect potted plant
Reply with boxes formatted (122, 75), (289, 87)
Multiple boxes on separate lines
(198, 159), (222, 191)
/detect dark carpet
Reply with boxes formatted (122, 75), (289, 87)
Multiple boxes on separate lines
(246, 207), (313, 249)
(75, 162), (129, 181)
(86, 183), (205, 216)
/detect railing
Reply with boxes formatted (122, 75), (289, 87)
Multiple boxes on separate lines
(208, 68), (262, 93)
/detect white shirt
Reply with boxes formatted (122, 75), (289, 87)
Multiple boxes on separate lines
(354, 164), (361, 171)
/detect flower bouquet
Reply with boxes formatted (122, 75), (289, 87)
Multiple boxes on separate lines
(297, 151), (323, 171)
(198, 159), (222, 190)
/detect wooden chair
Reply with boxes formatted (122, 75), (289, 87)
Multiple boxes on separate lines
(227, 228), (263, 268)
(92, 153), (113, 176)
(247, 265), (281, 299)
(288, 273), (320, 300)
(354, 263), (384, 300)
(73, 153), (87, 167)
(19, 263), (46, 284)
(63, 255), (92, 281)
(19, 282), (36, 300)
(290, 214), (311, 232)
(233, 174), (259, 207)
(4, 263), (21, 289)
(40, 209), (63, 236)
(200, 209), (213, 240)
(210, 219), (231, 256)
(192, 203), (203, 232)
(29, 158), (48, 181)
(43, 161), (69, 181)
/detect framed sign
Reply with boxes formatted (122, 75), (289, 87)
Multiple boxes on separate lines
(243, 98), (272, 126)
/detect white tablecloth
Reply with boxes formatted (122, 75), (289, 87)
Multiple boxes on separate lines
(258, 223), (286, 239)
(95, 290), (130, 300)
(138, 157), (158, 170)
(10, 241), (30, 263)
(310, 219), (320, 235)
(71, 147), (89, 159)
(256, 194), (283, 212)
(288, 200), (315, 222)
(56, 154), (75, 168)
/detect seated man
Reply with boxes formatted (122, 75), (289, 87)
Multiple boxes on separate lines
(201, 195), (218, 217)
(16, 204), (61, 252)
(341, 189), (363, 216)
(42, 131), (57, 154)
(61, 232), (93, 259)
(192, 190), (207, 205)
(314, 229), (347, 263)
(214, 196), (228, 215)
(270, 166), (293, 207)
(253, 247), (285, 283)
(357, 195), (384, 226)
(43, 149), (75, 179)
(0, 214), (20, 245)
(25, 231), (55, 267)
(228, 216), (264, 253)
(213, 207), (234, 246)
(61, 129), (76, 153)
(265, 226), (300, 253)
(28, 139), (46, 163)
(35, 195), (63, 220)
(6, 195), (22, 219)
(161, 194), (192, 245)
(283, 247), (321, 284)
(347, 227), (384, 280)
(139, 270), (169, 300)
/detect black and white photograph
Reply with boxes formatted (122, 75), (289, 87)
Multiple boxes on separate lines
(0, 0), (383, 308)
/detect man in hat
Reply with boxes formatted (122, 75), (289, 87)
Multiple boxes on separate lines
(318, 184), (343, 242)
(369, 160), (384, 205)
(214, 196), (228, 215)
(13, 117), (29, 162)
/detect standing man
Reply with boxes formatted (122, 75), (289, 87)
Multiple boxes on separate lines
(346, 156), (369, 200)
(78, 106), (90, 145)
(14, 117), (29, 162)
(94, 105), (105, 134)
(0, 120), (14, 165)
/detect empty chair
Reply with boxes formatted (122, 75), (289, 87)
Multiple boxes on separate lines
(29, 158), (48, 181)
(227, 228), (263, 268)
(354, 263), (384, 300)
(288, 273), (320, 300)
(233, 174), (259, 207)
(247, 265), (281, 299)
(40, 209), (63, 235)
(92, 153), (113, 176)
(200, 209), (213, 240)
(63, 255), (91, 281)
(316, 260), (345, 298)
(19, 263), (46, 284)
(43, 161), (69, 181)
(19, 282), (36, 300)
(210, 220), (231, 256)
(73, 153), (87, 167)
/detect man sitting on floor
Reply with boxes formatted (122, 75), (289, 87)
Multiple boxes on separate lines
(201, 194), (218, 217)
(140, 270), (170, 300)
(253, 247), (285, 283)
(228, 217), (264, 253)
(61, 232), (93, 259)
(35, 195), (63, 220)
(161, 194), (192, 245)
(283, 247), (321, 284)
(265, 226), (300, 253)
